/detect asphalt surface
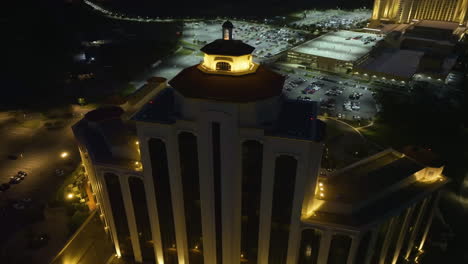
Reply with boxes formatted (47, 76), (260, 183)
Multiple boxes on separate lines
(0, 110), (84, 262)
(274, 65), (379, 120)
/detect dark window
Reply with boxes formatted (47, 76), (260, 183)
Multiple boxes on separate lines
(401, 201), (424, 259)
(216, 62), (231, 71)
(268, 155), (298, 264)
(212, 123), (223, 264)
(149, 139), (178, 264)
(327, 234), (351, 264)
(241, 141), (263, 263)
(178, 132), (204, 264)
(104, 173), (133, 257)
(414, 195), (436, 250)
(385, 209), (410, 263)
(354, 231), (371, 263)
(128, 177), (154, 262)
(298, 229), (321, 264)
(370, 218), (393, 264)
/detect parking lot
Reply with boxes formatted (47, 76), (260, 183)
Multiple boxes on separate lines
(182, 20), (305, 59)
(278, 66), (378, 121)
(132, 20), (306, 88)
(289, 9), (371, 29)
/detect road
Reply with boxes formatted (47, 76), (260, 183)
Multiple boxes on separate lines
(0, 108), (90, 263)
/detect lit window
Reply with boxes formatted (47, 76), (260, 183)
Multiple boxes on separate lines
(216, 62), (231, 71)
(224, 29), (230, 40)
(305, 245), (312, 257)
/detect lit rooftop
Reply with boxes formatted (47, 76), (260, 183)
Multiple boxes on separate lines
(291, 30), (384, 62)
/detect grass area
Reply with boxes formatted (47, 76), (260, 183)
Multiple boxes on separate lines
(322, 119), (344, 140)
(179, 39), (199, 49)
(50, 165), (90, 235)
(120, 83), (137, 97)
(51, 167), (80, 206)
(175, 47), (194, 56)
(359, 121), (410, 150)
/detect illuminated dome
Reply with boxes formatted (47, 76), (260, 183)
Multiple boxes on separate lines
(197, 21), (258, 76)
(169, 21), (285, 102)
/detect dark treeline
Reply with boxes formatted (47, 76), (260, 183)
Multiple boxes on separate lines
(103, 0), (374, 18)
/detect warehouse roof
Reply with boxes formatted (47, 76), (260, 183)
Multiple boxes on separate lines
(290, 30), (384, 62)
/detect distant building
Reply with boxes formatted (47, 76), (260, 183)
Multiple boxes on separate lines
(286, 31), (384, 74)
(356, 20), (459, 81)
(370, 0), (468, 26)
(73, 22), (448, 264)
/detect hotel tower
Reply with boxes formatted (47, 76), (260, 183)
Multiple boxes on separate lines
(371, 0), (468, 25)
(73, 22), (448, 264)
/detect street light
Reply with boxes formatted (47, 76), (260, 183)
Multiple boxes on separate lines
(67, 193), (74, 199)
(60, 152), (69, 159)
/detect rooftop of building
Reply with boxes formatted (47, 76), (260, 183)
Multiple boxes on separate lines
(131, 87), (176, 123)
(290, 30), (384, 62)
(169, 64), (284, 103)
(200, 39), (255, 56)
(73, 106), (141, 170)
(413, 20), (459, 31)
(326, 150), (424, 203)
(267, 100), (325, 141)
(358, 48), (425, 79)
(304, 149), (449, 228)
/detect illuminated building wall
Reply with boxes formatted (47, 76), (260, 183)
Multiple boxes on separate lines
(371, 0), (468, 25)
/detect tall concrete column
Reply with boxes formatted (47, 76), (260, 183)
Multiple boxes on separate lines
(391, 207), (415, 264)
(197, 117), (216, 264)
(418, 192), (441, 251)
(379, 217), (397, 264)
(317, 229), (332, 264)
(120, 174), (143, 263)
(167, 131), (189, 264)
(364, 229), (379, 264)
(219, 114), (241, 264)
(403, 198), (429, 260)
(372, 0), (383, 20)
(257, 141), (276, 264)
(286, 155), (303, 264)
(139, 136), (164, 264)
(346, 235), (361, 264)
(97, 171), (122, 258)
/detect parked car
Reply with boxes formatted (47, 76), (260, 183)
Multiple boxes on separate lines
(9, 176), (22, 184)
(0, 183), (10, 191)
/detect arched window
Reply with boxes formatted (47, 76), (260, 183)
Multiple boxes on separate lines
(216, 62), (231, 71)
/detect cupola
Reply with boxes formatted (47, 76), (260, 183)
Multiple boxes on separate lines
(198, 21), (258, 76)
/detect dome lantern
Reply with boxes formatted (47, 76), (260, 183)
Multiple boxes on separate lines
(222, 20), (234, 40)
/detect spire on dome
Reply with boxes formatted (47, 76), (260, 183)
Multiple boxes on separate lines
(222, 20), (234, 40)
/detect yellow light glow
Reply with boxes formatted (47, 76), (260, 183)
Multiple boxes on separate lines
(304, 199), (324, 218)
(67, 193), (74, 199)
(60, 152), (69, 158)
(320, 187), (324, 191)
(320, 193), (324, 197)
(319, 182), (323, 187)
(199, 53), (258, 75)
(135, 141), (139, 145)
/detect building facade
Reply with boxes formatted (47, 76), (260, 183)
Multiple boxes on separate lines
(73, 22), (448, 264)
(371, 0), (468, 25)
